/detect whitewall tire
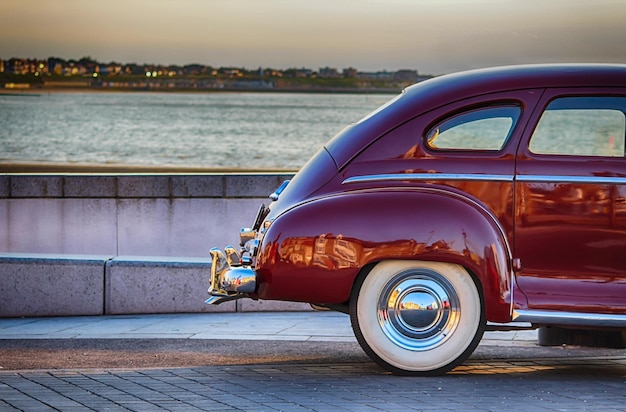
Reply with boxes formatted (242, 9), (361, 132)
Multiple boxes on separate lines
(349, 260), (484, 375)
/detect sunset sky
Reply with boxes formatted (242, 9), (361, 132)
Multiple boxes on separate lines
(1, 0), (625, 75)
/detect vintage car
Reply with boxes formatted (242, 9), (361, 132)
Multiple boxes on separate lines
(206, 64), (626, 375)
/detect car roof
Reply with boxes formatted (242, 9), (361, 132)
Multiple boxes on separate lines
(403, 64), (626, 107)
(326, 64), (626, 169)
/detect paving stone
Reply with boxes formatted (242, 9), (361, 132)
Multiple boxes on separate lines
(9, 359), (619, 411)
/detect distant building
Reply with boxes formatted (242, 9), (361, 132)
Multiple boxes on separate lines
(357, 70), (395, 80)
(98, 63), (122, 75)
(48, 58), (64, 75)
(284, 68), (313, 78)
(394, 69), (419, 83)
(182, 64), (205, 75)
(218, 67), (244, 77)
(343, 67), (358, 78)
(318, 67), (340, 78)
(6, 58), (47, 75)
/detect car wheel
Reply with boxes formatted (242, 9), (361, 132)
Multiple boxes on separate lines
(349, 260), (485, 375)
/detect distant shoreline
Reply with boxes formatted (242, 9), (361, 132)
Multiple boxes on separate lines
(1, 86), (401, 95)
(0, 161), (298, 174)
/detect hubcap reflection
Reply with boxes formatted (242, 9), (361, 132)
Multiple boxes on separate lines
(377, 269), (461, 351)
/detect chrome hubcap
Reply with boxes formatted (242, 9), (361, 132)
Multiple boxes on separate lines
(377, 269), (461, 351)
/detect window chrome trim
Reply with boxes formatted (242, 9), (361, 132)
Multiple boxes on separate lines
(343, 173), (626, 186)
(343, 173), (513, 185)
(516, 175), (626, 184)
(512, 309), (626, 328)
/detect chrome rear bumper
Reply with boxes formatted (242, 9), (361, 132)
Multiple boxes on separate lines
(205, 246), (256, 305)
(205, 203), (272, 305)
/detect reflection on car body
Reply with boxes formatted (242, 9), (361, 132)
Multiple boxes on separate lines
(206, 64), (626, 375)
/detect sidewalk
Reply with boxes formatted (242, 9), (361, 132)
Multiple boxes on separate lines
(0, 311), (538, 346)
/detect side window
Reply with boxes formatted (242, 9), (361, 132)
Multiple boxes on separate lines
(426, 105), (521, 151)
(529, 97), (626, 157)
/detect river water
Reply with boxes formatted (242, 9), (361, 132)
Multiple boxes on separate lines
(0, 92), (395, 170)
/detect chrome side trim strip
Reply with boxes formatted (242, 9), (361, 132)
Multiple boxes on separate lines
(343, 173), (626, 186)
(512, 309), (626, 328)
(343, 173), (513, 185)
(517, 175), (626, 184)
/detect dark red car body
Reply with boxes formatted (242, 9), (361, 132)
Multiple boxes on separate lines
(208, 64), (626, 374)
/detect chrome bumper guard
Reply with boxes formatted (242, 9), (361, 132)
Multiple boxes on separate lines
(205, 203), (271, 305)
(205, 245), (256, 305)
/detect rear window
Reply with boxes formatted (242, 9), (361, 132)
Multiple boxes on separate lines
(426, 105), (521, 151)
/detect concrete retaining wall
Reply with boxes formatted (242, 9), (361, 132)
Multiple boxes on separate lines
(0, 174), (293, 257)
(0, 174), (313, 317)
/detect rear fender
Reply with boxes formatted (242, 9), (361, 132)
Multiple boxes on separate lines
(256, 188), (512, 322)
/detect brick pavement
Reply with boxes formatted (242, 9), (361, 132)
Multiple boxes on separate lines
(0, 312), (625, 411)
(1, 356), (625, 411)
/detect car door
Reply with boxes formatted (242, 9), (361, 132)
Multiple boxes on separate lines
(514, 89), (626, 314)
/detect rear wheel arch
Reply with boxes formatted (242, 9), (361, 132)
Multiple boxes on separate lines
(259, 188), (512, 316)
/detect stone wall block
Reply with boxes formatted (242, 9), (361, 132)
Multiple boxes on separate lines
(105, 256), (235, 314)
(10, 175), (63, 197)
(171, 175), (224, 197)
(117, 175), (171, 198)
(64, 176), (117, 198)
(0, 254), (108, 317)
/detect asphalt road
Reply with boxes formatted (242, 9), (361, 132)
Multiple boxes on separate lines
(0, 337), (624, 370)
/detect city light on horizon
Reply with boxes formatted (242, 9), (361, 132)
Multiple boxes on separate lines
(1, 0), (625, 75)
